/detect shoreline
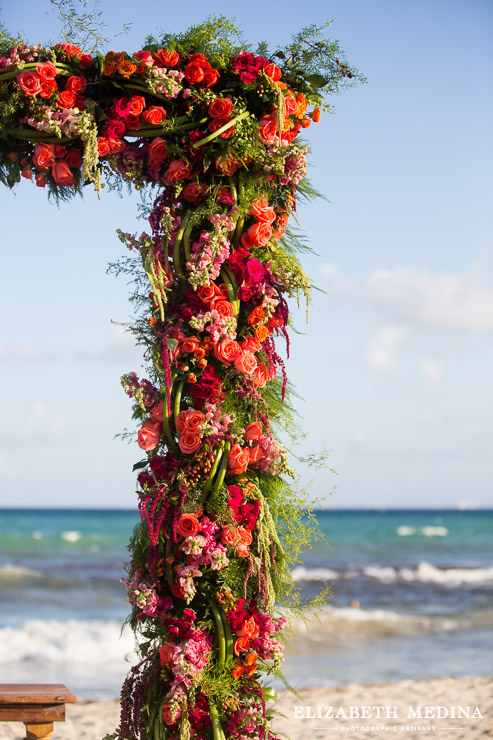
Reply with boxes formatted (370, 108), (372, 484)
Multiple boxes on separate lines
(1, 675), (491, 739)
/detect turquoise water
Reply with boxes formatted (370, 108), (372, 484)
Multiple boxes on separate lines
(0, 508), (492, 698)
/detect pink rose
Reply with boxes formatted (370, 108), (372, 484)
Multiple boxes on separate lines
(234, 351), (258, 376)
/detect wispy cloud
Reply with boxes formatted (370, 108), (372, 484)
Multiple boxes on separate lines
(0, 342), (56, 363)
(0, 402), (69, 446)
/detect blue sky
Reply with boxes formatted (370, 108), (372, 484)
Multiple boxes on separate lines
(0, 0), (492, 508)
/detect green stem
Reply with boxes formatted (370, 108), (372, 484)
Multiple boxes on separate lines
(209, 602), (226, 665)
(162, 386), (179, 455)
(6, 129), (71, 143)
(183, 219), (195, 260)
(173, 380), (185, 423)
(203, 442), (224, 494)
(228, 176), (238, 203)
(173, 212), (192, 282)
(191, 110), (250, 148)
(0, 62), (75, 82)
(220, 267), (239, 316)
(232, 216), (244, 246)
(214, 439), (231, 494)
(220, 606), (234, 662)
(209, 704), (224, 740)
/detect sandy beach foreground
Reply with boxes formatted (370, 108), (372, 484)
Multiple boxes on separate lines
(1, 676), (491, 740)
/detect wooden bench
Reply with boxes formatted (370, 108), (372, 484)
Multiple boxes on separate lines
(0, 684), (77, 740)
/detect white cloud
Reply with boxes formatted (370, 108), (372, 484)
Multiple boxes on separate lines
(365, 325), (405, 371)
(76, 323), (142, 363)
(323, 264), (493, 332)
(0, 342), (55, 363)
(0, 402), (69, 446)
(420, 358), (444, 385)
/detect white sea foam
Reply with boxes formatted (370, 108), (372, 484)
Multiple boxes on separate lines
(60, 530), (81, 543)
(0, 619), (137, 666)
(0, 564), (42, 579)
(290, 566), (339, 581)
(397, 526), (417, 536)
(421, 525), (448, 536)
(32, 530), (43, 540)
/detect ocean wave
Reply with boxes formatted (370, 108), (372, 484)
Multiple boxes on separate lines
(60, 531), (81, 543)
(290, 562), (493, 586)
(288, 605), (493, 640)
(397, 525), (448, 537)
(0, 564), (42, 581)
(364, 562), (493, 585)
(0, 619), (137, 666)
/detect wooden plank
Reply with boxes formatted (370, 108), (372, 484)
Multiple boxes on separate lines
(0, 685), (77, 704)
(0, 704), (65, 722)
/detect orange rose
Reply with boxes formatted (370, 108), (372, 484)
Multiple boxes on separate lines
(97, 137), (110, 157)
(252, 362), (270, 388)
(264, 62), (282, 82)
(234, 351), (257, 376)
(214, 338), (241, 366)
(184, 61), (206, 84)
(102, 60), (116, 77)
(117, 59), (137, 78)
(153, 49), (179, 67)
(248, 445), (266, 465)
(178, 431), (201, 454)
(311, 107), (321, 123)
(197, 283), (218, 303)
(255, 325), (270, 342)
(57, 90), (76, 109)
(138, 420), (161, 450)
(240, 336), (262, 354)
(215, 153), (242, 176)
(245, 422), (262, 441)
(238, 527), (253, 545)
(234, 636), (251, 655)
(236, 616), (259, 639)
(248, 306), (264, 327)
(176, 513), (201, 538)
(258, 113), (278, 144)
(227, 444), (249, 475)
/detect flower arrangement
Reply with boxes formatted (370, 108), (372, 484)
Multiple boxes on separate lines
(0, 16), (362, 740)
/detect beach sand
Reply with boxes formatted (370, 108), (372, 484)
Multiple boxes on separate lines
(1, 676), (491, 739)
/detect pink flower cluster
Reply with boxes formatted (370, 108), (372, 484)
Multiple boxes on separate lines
(186, 231), (231, 289)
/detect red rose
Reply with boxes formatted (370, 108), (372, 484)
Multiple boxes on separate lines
(203, 68), (220, 87)
(215, 153), (242, 176)
(208, 98), (233, 119)
(148, 138), (168, 166)
(184, 61), (206, 84)
(97, 137), (110, 157)
(125, 113), (141, 130)
(36, 62), (57, 80)
(65, 148), (82, 168)
(142, 106), (166, 125)
(166, 159), (191, 183)
(182, 182), (207, 204)
(107, 137), (125, 153)
(114, 97), (132, 117)
(35, 173), (47, 187)
(176, 513), (201, 538)
(236, 616), (259, 638)
(105, 119), (127, 138)
(228, 444), (250, 476)
(153, 49), (179, 67)
(65, 75), (87, 94)
(40, 79), (57, 98)
(158, 642), (175, 666)
(33, 143), (55, 172)
(51, 161), (76, 187)
(57, 90), (76, 109)
(17, 71), (42, 96)
(264, 62), (282, 82)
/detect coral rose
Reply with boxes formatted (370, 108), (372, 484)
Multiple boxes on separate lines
(51, 161), (76, 186)
(17, 71), (42, 95)
(177, 513), (201, 538)
(158, 642), (175, 666)
(148, 138), (168, 166)
(184, 61), (206, 84)
(97, 137), (110, 157)
(142, 106), (166, 125)
(150, 401), (164, 423)
(178, 431), (201, 454)
(57, 90), (76, 109)
(129, 95), (146, 115)
(212, 299), (234, 319)
(245, 422), (263, 441)
(167, 159), (191, 183)
(154, 49), (179, 67)
(284, 95), (298, 116)
(184, 410), (205, 432)
(240, 336), (262, 354)
(138, 420), (161, 450)
(36, 61), (57, 80)
(236, 616), (260, 639)
(234, 636), (251, 655)
(264, 62), (282, 81)
(221, 526), (241, 547)
(234, 351), (257, 376)
(214, 338), (241, 366)
(228, 444), (250, 475)
(180, 336), (201, 354)
(247, 221), (272, 247)
(197, 283), (217, 303)
(252, 362), (270, 388)
(248, 445), (266, 465)
(65, 75), (87, 94)
(33, 143), (55, 172)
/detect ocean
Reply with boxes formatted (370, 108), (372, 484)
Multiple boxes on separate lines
(0, 508), (491, 700)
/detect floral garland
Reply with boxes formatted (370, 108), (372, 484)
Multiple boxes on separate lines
(0, 19), (360, 740)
